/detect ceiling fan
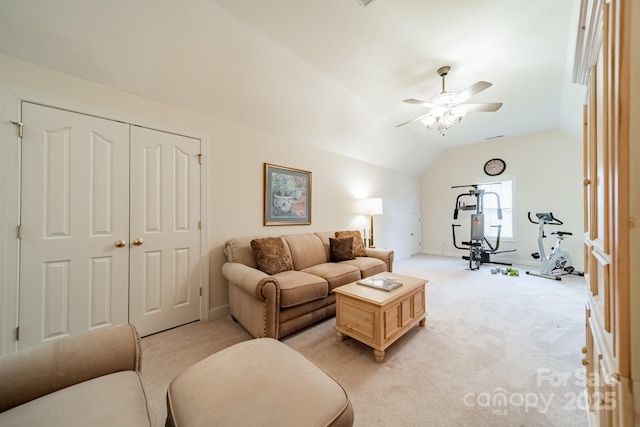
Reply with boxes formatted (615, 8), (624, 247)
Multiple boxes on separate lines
(396, 66), (503, 133)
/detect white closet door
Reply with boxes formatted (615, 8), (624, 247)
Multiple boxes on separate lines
(128, 126), (201, 336)
(19, 102), (130, 349)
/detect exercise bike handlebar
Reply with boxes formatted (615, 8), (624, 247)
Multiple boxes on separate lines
(527, 211), (563, 225)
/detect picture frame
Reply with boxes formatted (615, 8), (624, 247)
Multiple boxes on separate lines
(264, 163), (311, 225)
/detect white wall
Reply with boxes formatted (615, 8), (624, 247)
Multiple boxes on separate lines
(0, 51), (586, 333)
(421, 130), (584, 271)
(0, 54), (421, 322)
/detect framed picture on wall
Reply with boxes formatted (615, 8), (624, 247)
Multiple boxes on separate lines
(264, 163), (311, 225)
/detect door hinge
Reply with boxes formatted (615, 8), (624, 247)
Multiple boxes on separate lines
(16, 225), (22, 239)
(15, 326), (20, 341)
(199, 287), (202, 296)
(10, 121), (23, 138)
(198, 154), (203, 164)
(198, 220), (201, 230)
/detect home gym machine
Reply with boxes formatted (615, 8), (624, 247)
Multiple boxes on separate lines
(525, 212), (583, 280)
(451, 184), (515, 270)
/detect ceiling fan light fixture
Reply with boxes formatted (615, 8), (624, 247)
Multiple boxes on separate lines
(421, 74), (463, 134)
(430, 106), (446, 118)
(451, 105), (468, 119)
(431, 92), (458, 106)
(421, 115), (436, 127)
(396, 66), (502, 134)
(443, 113), (457, 126)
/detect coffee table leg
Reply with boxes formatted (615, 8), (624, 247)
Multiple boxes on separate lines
(419, 317), (426, 327)
(336, 330), (346, 342)
(373, 349), (385, 363)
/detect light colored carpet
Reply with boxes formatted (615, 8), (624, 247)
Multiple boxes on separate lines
(141, 254), (588, 426)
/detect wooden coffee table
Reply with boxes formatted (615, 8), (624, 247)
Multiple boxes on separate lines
(334, 273), (427, 362)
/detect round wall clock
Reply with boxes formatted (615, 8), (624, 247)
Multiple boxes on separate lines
(484, 158), (506, 176)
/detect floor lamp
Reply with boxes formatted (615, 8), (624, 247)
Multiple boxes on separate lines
(363, 198), (383, 248)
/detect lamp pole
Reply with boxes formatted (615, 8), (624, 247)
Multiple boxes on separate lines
(362, 197), (382, 248)
(369, 214), (376, 248)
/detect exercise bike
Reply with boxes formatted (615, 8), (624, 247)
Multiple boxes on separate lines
(451, 184), (515, 271)
(525, 212), (583, 280)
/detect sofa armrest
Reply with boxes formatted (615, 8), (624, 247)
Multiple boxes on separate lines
(222, 262), (280, 300)
(0, 323), (141, 413)
(222, 262), (283, 338)
(365, 248), (395, 272)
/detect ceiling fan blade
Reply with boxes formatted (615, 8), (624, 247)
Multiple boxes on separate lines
(403, 98), (434, 109)
(464, 102), (503, 112)
(396, 113), (428, 128)
(456, 81), (492, 104)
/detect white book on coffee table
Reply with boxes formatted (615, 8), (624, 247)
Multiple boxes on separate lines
(356, 277), (403, 292)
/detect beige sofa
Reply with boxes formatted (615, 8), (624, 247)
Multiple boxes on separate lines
(222, 231), (394, 339)
(0, 324), (151, 427)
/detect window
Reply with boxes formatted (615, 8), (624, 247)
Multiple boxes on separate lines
(478, 180), (513, 239)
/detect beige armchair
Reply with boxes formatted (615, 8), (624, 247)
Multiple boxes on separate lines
(0, 324), (151, 427)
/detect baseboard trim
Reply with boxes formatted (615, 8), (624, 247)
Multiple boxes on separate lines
(419, 250), (584, 272)
(209, 304), (230, 320)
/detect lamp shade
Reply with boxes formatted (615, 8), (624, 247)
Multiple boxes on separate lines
(362, 198), (383, 215)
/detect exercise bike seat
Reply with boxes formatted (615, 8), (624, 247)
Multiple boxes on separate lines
(551, 231), (573, 236)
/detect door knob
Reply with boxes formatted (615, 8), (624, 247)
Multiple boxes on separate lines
(133, 238), (144, 246)
(115, 240), (126, 248)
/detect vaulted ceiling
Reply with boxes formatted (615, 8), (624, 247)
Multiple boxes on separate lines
(0, 0), (585, 176)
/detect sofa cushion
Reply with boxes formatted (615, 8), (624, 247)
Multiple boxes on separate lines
(329, 237), (355, 262)
(302, 263), (361, 292)
(340, 257), (388, 278)
(0, 371), (150, 427)
(250, 237), (293, 275)
(282, 233), (327, 270)
(335, 231), (367, 257)
(224, 236), (259, 268)
(273, 270), (329, 308)
(314, 231), (338, 261)
(279, 294), (337, 324)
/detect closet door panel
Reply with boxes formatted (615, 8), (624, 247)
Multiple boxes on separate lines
(19, 103), (130, 349)
(129, 126), (201, 336)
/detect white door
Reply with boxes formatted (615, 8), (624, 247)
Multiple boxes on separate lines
(128, 126), (201, 336)
(409, 212), (422, 255)
(19, 104), (202, 348)
(19, 102), (130, 349)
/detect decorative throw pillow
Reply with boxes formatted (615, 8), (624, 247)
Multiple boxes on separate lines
(329, 237), (355, 262)
(335, 230), (367, 257)
(250, 237), (293, 275)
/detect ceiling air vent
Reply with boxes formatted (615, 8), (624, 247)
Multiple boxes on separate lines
(357, 0), (375, 6)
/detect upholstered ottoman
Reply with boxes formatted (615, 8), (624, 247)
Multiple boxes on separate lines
(166, 338), (354, 427)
